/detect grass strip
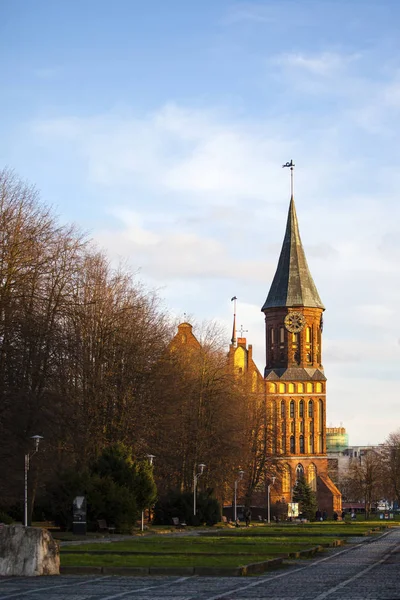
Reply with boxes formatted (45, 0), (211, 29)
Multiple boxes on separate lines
(61, 552), (277, 568)
(60, 535), (339, 554)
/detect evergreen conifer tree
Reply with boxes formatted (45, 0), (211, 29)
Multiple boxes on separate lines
(292, 475), (317, 521)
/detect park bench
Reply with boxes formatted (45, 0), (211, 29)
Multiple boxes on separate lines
(97, 519), (116, 534)
(172, 517), (187, 528)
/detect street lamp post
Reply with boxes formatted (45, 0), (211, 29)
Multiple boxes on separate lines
(141, 454), (156, 532)
(267, 476), (276, 524)
(193, 463), (206, 517)
(24, 435), (43, 527)
(234, 470), (245, 523)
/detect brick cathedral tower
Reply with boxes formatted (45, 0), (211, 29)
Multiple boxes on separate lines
(262, 188), (341, 516)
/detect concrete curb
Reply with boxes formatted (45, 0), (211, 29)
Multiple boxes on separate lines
(60, 557), (284, 577)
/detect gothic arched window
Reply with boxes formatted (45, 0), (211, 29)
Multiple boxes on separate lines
(319, 399), (324, 430)
(296, 463), (304, 480)
(290, 436), (295, 453)
(299, 435), (305, 453)
(290, 400), (294, 418)
(308, 400), (314, 417)
(281, 400), (285, 418)
(299, 400), (304, 418)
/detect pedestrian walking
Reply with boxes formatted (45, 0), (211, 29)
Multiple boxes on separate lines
(245, 508), (252, 527)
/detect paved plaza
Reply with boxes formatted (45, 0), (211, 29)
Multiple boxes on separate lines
(0, 528), (399, 600)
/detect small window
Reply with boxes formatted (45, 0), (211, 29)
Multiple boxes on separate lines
(296, 463), (304, 479)
(290, 400), (294, 418)
(299, 421), (304, 433)
(280, 327), (285, 343)
(316, 382), (322, 393)
(299, 435), (304, 453)
(308, 400), (314, 417)
(279, 383), (286, 393)
(306, 382), (313, 393)
(290, 436), (295, 453)
(306, 327), (311, 343)
(290, 421), (295, 434)
(288, 383), (295, 393)
(281, 436), (286, 453)
(271, 328), (275, 343)
(270, 383), (276, 393)
(298, 383), (304, 393)
(299, 400), (304, 418)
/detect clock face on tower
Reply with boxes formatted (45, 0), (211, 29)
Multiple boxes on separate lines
(284, 312), (306, 333)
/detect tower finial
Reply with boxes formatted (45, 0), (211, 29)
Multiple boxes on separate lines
(231, 296), (237, 346)
(282, 159), (295, 198)
(238, 325), (248, 338)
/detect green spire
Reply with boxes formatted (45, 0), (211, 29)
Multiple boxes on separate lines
(262, 197), (324, 311)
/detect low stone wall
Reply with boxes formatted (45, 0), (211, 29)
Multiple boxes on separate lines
(0, 525), (59, 576)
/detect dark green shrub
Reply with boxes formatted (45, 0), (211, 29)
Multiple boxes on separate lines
(154, 489), (220, 526)
(0, 510), (13, 524)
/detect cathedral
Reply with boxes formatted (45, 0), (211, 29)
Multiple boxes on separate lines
(172, 183), (342, 517)
(261, 194), (341, 515)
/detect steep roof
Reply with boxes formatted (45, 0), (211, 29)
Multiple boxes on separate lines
(262, 197), (324, 311)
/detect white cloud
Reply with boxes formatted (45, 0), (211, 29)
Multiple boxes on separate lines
(272, 52), (359, 76)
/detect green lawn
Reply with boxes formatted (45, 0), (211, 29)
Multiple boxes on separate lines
(61, 535), (336, 555)
(60, 533), (341, 569)
(58, 521), (394, 570)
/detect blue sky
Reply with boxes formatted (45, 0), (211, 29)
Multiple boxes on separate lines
(1, 0), (400, 445)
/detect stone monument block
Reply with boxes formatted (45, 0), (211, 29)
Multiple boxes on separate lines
(0, 524), (60, 576)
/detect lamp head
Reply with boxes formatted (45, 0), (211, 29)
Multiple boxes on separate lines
(272, 476), (276, 485)
(239, 470), (245, 479)
(198, 463), (206, 474)
(31, 435), (44, 451)
(146, 454), (155, 465)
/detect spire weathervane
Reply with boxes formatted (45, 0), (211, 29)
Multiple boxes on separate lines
(282, 159), (295, 198)
(231, 296), (237, 346)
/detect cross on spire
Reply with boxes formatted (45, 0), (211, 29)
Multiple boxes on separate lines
(237, 325), (248, 337)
